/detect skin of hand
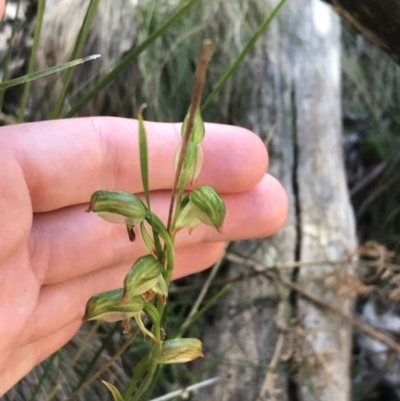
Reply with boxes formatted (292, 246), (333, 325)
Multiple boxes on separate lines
(0, 117), (288, 395)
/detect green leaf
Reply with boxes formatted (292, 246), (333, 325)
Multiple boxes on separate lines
(156, 338), (203, 364)
(102, 381), (124, 401)
(123, 255), (164, 299)
(83, 288), (145, 322)
(133, 311), (157, 342)
(0, 55), (101, 92)
(138, 105), (151, 207)
(181, 106), (205, 145)
(143, 301), (161, 336)
(88, 190), (148, 225)
(146, 212), (172, 245)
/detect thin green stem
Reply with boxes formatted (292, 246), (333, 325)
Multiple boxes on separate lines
(130, 359), (158, 401)
(49, 0), (100, 119)
(17, 0), (46, 122)
(166, 40), (212, 231)
(123, 356), (149, 400)
(201, 0), (287, 111)
(65, 0), (201, 118)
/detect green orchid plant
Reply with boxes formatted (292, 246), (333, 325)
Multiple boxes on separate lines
(82, 41), (225, 401)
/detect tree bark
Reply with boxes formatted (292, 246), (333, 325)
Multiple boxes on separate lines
(199, 1), (356, 400)
(323, 0), (400, 65)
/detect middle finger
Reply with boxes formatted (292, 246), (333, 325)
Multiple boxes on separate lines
(30, 175), (286, 285)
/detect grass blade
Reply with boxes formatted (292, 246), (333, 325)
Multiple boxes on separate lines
(49, 0), (101, 119)
(65, 0), (201, 118)
(201, 0), (287, 111)
(0, 0), (22, 110)
(17, 0), (46, 122)
(0, 54), (101, 92)
(174, 284), (231, 338)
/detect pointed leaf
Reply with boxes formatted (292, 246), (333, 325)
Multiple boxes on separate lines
(138, 105), (151, 207)
(143, 301), (161, 336)
(88, 190), (148, 225)
(147, 212), (172, 245)
(134, 312), (157, 342)
(102, 381), (124, 401)
(0, 55), (101, 91)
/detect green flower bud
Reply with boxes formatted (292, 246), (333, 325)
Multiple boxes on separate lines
(83, 288), (144, 322)
(174, 200), (201, 234)
(139, 221), (156, 256)
(156, 338), (204, 364)
(174, 142), (203, 186)
(181, 106), (205, 145)
(83, 288), (158, 341)
(189, 185), (226, 231)
(87, 190), (148, 225)
(152, 274), (168, 303)
(123, 255), (164, 299)
(175, 186), (226, 233)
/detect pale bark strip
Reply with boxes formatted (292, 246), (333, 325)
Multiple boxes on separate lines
(291, 1), (356, 400)
(200, 0), (296, 400)
(201, 1), (356, 400)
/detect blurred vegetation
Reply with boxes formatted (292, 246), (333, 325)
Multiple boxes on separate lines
(342, 23), (400, 262)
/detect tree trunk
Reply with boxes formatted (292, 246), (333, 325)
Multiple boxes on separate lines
(322, 0), (400, 65)
(199, 1), (356, 400)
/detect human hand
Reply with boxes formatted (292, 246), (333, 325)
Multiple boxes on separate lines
(0, 117), (288, 395)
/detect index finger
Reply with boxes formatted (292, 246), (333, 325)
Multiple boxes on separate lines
(0, 117), (268, 212)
